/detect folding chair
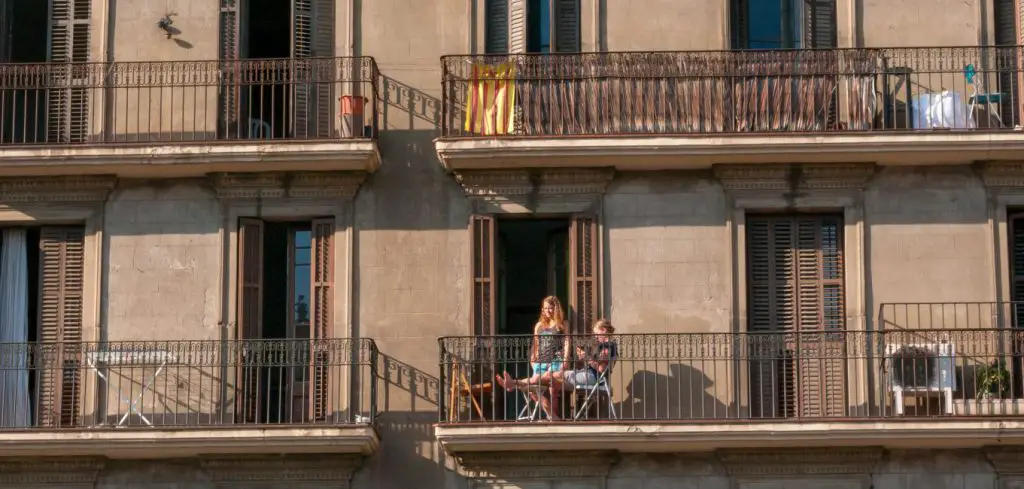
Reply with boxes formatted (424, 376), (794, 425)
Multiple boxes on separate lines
(573, 358), (618, 421)
(515, 384), (547, 421)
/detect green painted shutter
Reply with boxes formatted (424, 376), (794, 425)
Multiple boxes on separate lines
(553, 0), (580, 52)
(803, 0), (837, 48)
(730, 0), (749, 49)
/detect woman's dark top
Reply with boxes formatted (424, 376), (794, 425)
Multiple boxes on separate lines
(535, 325), (563, 363)
(586, 340), (618, 376)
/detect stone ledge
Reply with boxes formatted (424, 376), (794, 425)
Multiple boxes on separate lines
(436, 420), (1024, 455)
(211, 171), (369, 200)
(0, 141), (381, 178)
(436, 132), (1024, 171)
(0, 426), (379, 459)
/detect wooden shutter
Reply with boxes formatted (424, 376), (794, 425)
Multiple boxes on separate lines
(312, 0), (335, 138)
(509, 0), (527, 53)
(730, 0), (749, 49)
(0, 0), (12, 62)
(553, 0), (580, 52)
(48, 0), (90, 143)
(237, 219), (264, 423)
(1010, 214), (1024, 325)
(471, 215), (497, 336)
(569, 215), (598, 335)
(996, 0), (1020, 128)
(36, 226), (84, 428)
(746, 215), (845, 419)
(219, 0), (241, 138)
(486, 0), (509, 54)
(803, 0), (837, 48)
(310, 219), (334, 421)
(292, 0), (313, 138)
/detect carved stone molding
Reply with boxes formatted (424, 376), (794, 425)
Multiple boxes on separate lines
(0, 176), (117, 203)
(0, 457), (105, 487)
(210, 171), (368, 201)
(454, 168), (614, 214)
(717, 447), (883, 476)
(980, 161), (1024, 191)
(457, 450), (617, 479)
(714, 164), (876, 194)
(200, 455), (363, 489)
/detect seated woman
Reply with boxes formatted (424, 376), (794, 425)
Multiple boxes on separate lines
(497, 319), (617, 395)
(519, 296), (570, 419)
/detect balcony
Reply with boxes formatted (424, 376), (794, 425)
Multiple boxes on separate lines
(436, 310), (1024, 455)
(0, 57), (380, 177)
(436, 46), (1024, 171)
(0, 338), (379, 459)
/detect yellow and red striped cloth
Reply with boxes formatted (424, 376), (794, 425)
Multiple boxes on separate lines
(463, 62), (516, 135)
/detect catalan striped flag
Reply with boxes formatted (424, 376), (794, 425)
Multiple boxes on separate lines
(463, 62), (516, 135)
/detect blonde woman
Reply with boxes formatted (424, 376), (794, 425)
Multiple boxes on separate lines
(498, 296), (570, 419)
(498, 319), (617, 391)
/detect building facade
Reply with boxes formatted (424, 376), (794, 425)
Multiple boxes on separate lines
(0, 0), (1024, 488)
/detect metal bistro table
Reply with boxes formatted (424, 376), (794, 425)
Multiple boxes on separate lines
(87, 349), (178, 427)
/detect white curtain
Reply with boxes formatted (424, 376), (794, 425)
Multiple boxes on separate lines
(0, 229), (30, 427)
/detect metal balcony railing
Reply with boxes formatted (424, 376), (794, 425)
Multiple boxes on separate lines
(441, 46), (1024, 137)
(0, 56), (379, 146)
(0, 338), (378, 430)
(439, 325), (1024, 424)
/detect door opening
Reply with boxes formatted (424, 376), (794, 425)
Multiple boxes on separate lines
(1, 0), (52, 143)
(496, 218), (569, 336)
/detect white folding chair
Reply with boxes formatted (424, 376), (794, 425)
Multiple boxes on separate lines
(573, 358), (618, 421)
(516, 384), (547, 421)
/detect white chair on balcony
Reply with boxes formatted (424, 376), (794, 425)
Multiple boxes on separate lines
(573, 359), (618, 421)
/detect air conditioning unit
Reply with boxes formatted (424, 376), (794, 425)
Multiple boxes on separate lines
(884, 342), (956, 415)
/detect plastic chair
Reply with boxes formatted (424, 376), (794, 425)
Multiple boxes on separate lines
(965, 64), (1004, 128)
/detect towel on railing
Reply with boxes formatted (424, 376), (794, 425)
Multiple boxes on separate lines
(463, 62), (516, 135)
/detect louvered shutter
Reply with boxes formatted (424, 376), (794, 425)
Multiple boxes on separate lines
(996, 0), (1020, 128)
(36, 226), (84, 427)
(310, 219), (334, 422)
(509, 0), (527, 53)
(237, 219), (264, 423)
(803, 0), (837, 48)
(553, 0), (580, 52)
(486, 0), (509, 54)
(48, 0), (90, 143)
(219, 0), (241, 138)
(311, 0), (335, 138)
(471, 215), (497, 336)
(570, 215), (598, 335)
(291, 0), (313, 138)
(1010, 214), (1024, 326)
(730, 0), (749, 48)
(746, 215), (845, 419)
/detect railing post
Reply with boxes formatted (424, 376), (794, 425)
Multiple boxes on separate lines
(369, 340), (378, 423)
(438, 338), (446, 423)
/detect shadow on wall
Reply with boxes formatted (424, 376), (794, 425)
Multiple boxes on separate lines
(352, 353), (457, 489)
(617, 364), (731, 420)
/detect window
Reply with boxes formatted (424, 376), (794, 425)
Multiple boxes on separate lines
(484, 0), (580, 54)
(236, 218), (334, 423)
(730, 0), (836, 49)
(745, 214), (846, 418)
(0, 226), (85, 429)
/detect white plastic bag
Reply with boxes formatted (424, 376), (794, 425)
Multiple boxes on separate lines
(911, 91), (974, 129)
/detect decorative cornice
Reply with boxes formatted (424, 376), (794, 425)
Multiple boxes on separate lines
(714, 164), (875, 193)
(0, 176), (117, 203)
(717, 447), (883, 476)
(457, 451), (617, 479)
(985, 446), (1024, 474)
(980, 161), (1024, 189)
(455, 168), (615, 198)
(211, 171), (368, 200)
(200, 455), (362, 488)
(0, 457), (105, 486)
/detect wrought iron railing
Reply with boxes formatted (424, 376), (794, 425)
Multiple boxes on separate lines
(439, 327), (1024, 423)
(441, 46), (1024, 137)
(0, 338), (377, 429)
(0, 56), (379, 146)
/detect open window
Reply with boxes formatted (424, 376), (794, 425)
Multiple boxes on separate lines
(236, 218), (334, 423)
(218, 0), (335, 140)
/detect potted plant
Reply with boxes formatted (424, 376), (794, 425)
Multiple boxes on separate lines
(976, 359), (1010, 400)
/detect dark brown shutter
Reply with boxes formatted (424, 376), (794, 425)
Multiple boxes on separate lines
(803, 0), (837, 48)
(553, 0), (580, 53)
(219, 0), (241, 137)
(237, 219), (264, 423)
(570, 215), (598, 335)
(292, 0), (313, 138)
(310, 219), (334, 421)
(48, 0), (90, 143)
(996, 0), (1020, 128)
(471, 215), (496, 336)
(312, 0), (335, 137)
(486, 0), (509, 54)
(746, 215), (845, 419)
(0, 0), (12, 62)
(36, 226), (84, 427)
(730, 0), (749, 49)
(1010, 213), (1024, 325)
